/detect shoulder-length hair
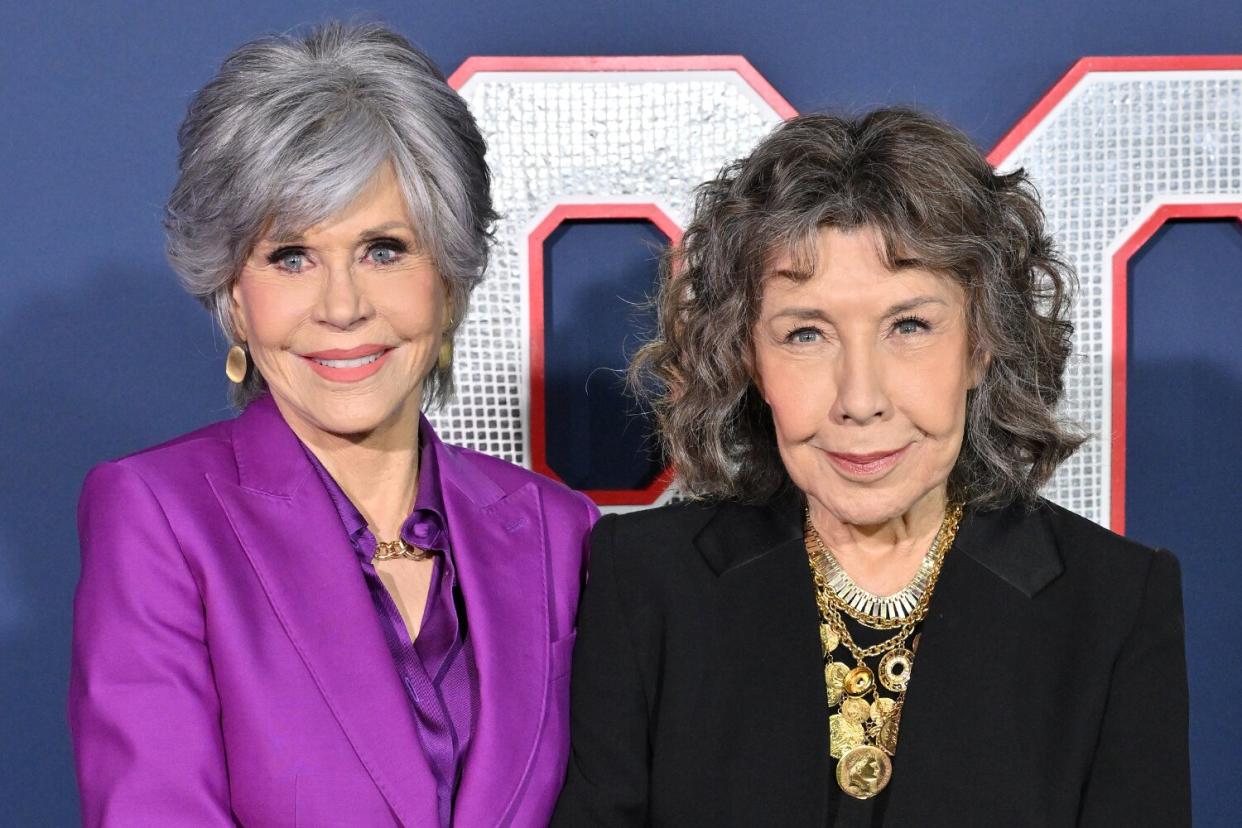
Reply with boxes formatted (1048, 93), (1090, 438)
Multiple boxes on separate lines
(631, 108), (1084, 509)
(164, 22), (495, 408)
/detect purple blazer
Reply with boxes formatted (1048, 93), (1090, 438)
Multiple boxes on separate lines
(70, 396), (598, 827)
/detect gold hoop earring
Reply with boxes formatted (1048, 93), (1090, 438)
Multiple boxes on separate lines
(225, 344), (249, 384)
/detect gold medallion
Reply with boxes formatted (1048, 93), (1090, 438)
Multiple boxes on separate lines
(829, 714), (865, 758)
(844, 665), (874, 696)
(836, 744), (893, 799)
(870, 696), (896, 723)
(876, 699), (903, 755)
(878, 647), (914, 692)
(820, 623), (840, 654)
(825, 662), (849, 706)
(841, 696), (870, 724)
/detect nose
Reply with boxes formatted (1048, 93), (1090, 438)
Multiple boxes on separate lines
(316, 258), (373, 330)
(832, 344), (890, 425)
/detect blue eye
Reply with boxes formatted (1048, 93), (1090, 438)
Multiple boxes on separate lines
(367, 246), (397, 265)
(787, 327), (821, 344)
(893, 316), (930, 335)
(266, 247), (308, 273)
(365, 238), (409, 265)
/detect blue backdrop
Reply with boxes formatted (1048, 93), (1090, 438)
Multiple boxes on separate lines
(3, 1), (1240, 823)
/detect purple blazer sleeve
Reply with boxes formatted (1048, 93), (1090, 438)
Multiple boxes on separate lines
(70, 461), (234, 826)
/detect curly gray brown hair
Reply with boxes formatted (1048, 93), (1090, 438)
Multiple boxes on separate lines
(631, 108), (1084, 509)
(164, 21), (495, 408)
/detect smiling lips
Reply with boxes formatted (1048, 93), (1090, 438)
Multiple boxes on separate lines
(824, 445), (910, 478)
(301, 344), (394, 382)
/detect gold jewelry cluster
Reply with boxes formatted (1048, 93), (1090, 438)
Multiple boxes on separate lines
(804, 502), (963, 800)
(372, 538), (431, 563)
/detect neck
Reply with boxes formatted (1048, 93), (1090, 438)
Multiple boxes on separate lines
(278, 396), (423, 542)
(808, 485), (948, 595)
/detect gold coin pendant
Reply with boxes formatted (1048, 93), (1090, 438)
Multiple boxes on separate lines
(829, 714), (866, 759)
(876, 699), (904, 755)
(825, 662), (850, 706)
(870, 696), (896, 723)
(844, 665), (874, 696)
(841, 696), (870, 724)
(879, 647), (914, 693)
(836, 744), (893, 800)
(820, 623), (840, 654)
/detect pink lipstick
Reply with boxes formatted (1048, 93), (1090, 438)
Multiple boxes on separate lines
(300, 344), (394, 383)
(824, 445), (909, 478)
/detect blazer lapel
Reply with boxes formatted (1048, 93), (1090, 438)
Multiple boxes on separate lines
(436, 442), (553, 826)
(208, 397), (439, 827)
(695, 491), (832, 824)
(883, 503), (1064, 822)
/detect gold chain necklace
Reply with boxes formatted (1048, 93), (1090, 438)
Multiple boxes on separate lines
(372, 538), (431, 562)
(804, 502), (963, 800)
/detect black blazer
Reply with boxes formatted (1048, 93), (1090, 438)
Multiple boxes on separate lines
(552, 492), (1189, 827)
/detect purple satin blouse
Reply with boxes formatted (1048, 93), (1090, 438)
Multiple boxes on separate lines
(303, 423), (477, 828)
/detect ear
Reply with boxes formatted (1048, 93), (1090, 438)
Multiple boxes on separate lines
(229, 280), (248, 342)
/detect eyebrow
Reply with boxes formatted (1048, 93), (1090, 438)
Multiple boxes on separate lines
(358, 221), (416, 238)
(883, 296), (948, 316)
(769, 296), (948, 322)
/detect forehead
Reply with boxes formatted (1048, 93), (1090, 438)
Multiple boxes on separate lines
(762, 226), (964, 309)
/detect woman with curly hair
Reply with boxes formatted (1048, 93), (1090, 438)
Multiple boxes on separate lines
(553, 109), (1189, 826)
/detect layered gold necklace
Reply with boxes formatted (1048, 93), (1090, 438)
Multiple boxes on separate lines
(803, 502), (963, 800)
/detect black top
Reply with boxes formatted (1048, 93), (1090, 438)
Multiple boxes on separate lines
(551, 491), (1190, 827)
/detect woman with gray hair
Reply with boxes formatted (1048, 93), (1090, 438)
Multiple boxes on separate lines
(553, 109), (1189, 826)
(70, 23), (596, 826)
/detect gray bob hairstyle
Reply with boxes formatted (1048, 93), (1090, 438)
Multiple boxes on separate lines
(631, 108), (1085, 509)
(165, 22), (496, 407)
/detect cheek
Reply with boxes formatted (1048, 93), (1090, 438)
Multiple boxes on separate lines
(237, 280), (313, 344)
(369, 272), (445, 333)
(755, 353), (829, 440)
(894, 358), (971, 439)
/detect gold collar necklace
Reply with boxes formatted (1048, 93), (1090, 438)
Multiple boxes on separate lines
(804, 502), (963, 801)
(811, 528), (940, 621)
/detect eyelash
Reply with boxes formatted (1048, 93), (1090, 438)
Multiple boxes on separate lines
(784, 326), (823, 344)
(892, 315), (931, 335)
(782, 316), (932, 344)
(264, 238), (410, 272)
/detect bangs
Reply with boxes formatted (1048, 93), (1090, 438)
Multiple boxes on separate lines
(257, 105), (396, 242)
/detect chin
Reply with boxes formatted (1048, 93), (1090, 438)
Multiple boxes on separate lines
(810, 481), (928, 528)
(295, 390), (410, 438)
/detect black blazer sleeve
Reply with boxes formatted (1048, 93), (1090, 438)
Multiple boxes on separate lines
(1078, 548), (1190, 825)
(552, 514), (651, 826)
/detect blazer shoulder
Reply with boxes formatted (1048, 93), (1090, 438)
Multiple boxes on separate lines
(441, 441), (598, 518)
(603, 498), (721, 547)
(592, 498), (750, 579)
(1031, 499), (1181, 619)
(1040, 498), (1175, 570)
(83, 417), (238, 501)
